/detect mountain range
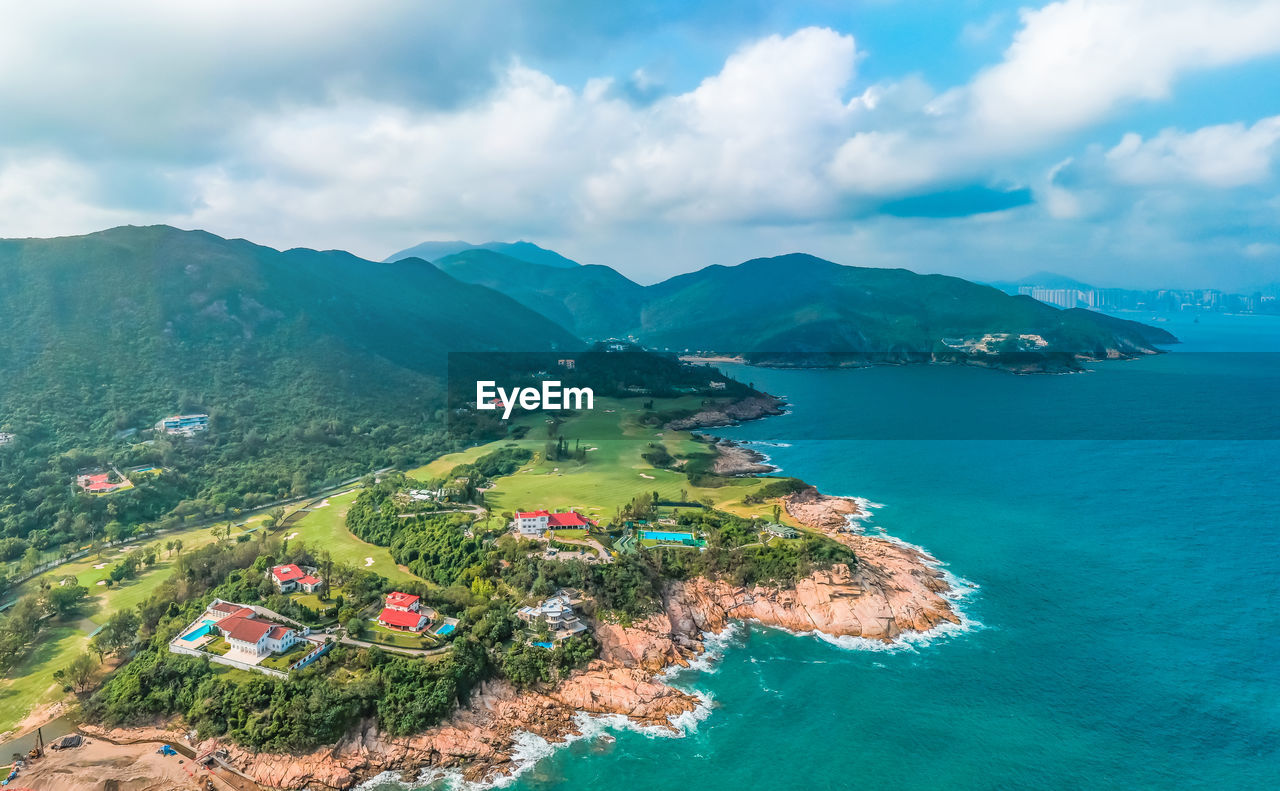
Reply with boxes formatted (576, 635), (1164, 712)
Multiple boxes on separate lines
(424, 247), (1175, 365)
(386, 240), (579, 269)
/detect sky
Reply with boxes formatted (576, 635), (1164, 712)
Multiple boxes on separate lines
(1, 0), (1279, 290)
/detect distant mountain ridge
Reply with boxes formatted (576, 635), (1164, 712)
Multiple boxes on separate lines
(0, 225), (580, 443)
(431, 250), (1176, 370)
(386, 239), (579, 268)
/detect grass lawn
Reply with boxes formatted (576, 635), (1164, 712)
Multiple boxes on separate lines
(548, 529), (590, 541)
(364, 621), (436, 650)
(470, 397), (779, 524)
(291, 588), (343, 612)
(260, 642), (310, 671)
(0, 623), (88, 737)
(285, 490), (423, 586)
(203, 636), (231, 656)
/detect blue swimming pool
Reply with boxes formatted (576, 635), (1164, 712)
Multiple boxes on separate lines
(435, 623), (455, 636)
(532, 641), (554, 649)
(640, 530), (694, 542)
(181, 619), (216, 642)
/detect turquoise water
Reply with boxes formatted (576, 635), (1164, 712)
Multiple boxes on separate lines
(380, 313), (1280, 790)
(436, 623), (456, 636)
(181, 619), (217, 642)
(640, 530), (694, 542)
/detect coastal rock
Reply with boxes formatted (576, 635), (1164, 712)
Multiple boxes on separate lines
(782, 486), (862, 529)
(711, 439), (776, 476)
(663, 395), (784, 431)
(214, 667), (701, 789)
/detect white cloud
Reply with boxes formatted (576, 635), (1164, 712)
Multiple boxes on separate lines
(0, 154), (137, 238)
(1105, 116), (1280, 187)
(965, 0), (1280, 143)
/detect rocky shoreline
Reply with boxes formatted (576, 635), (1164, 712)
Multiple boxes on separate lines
(710, 438), (776, 476)
(46, 396), (965, 791)
(663, 394), (785, 431)
(61, 486), (961, 791)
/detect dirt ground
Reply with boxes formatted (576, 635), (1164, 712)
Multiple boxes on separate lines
(15, 738), (217, 790)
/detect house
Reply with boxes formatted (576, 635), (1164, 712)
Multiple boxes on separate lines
(516, 510), (551, 535)
(77, 471), (130, 494)
(155, 413), (209, 436)
(377, 591), (433, 632)
(212, 605), (300, 658)
(557, 359), (576, 370)
(270, 564), (323, 593)
(764, 522), (799, 539)
(516, 589), (588, 641)
(547, 511), (593, 530)
(709, 381), (727, 390)
(515, 510), (593, 536)
(385, 590), (420, 612)
(0, 432), (13, 446)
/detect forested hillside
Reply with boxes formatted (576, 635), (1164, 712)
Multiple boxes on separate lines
(0, 226), (580, 572)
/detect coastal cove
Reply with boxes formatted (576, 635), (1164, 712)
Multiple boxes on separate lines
(372, 313), (1279, 791)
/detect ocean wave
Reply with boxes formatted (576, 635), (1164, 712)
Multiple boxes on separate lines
(659, 622), (743, 679)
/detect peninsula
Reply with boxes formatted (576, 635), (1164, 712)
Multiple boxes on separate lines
(18, 392), (964, 791)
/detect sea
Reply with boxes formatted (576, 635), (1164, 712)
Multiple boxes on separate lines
(374, 312), (1280, 791)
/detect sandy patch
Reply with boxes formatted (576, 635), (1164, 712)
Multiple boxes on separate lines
(364, 557), (374, 566)
(96, 580), (107, 586)
(312, 498), (331, 508)
(18, 737), (213, 791)
(284, 531), (300, 540)
(639, 473), (655, 479)
(92, 562), (109, 569)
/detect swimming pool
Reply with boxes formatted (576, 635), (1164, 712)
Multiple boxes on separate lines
(181, 620), (216, 642)
(640, 530), (694, 542)
(532, 641), (554, 649)
(435, 623), (456, 636)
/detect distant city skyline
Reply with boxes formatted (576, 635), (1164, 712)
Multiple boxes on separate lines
(1, 1), (1278, 290)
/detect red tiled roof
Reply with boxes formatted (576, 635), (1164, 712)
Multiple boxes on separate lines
(217, 615), (272, 644)
(386, 591), (419, 609)
(547, 512), (591, 527)
(271, 564), (304, 583)
(297, 575), (321, 586)
(266, 625), (292, 640)
(516, 510), (551, 519)
(378, 607), (426, 630)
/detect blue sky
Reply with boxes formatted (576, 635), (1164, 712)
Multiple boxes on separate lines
(1, 0), (1278, 290)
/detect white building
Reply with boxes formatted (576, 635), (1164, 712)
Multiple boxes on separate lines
(515, 510), (550, 535)
(155, 413), (209, 436)
(516, 589), (588, 640)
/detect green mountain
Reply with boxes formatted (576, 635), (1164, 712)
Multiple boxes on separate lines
(430, 251), (1176, 367)
(0, 226), (579, 553)
(386, 239), (579, 269)
(433, 249), (644, 339)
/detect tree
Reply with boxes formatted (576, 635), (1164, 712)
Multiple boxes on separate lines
(93, 610), (141, 658)
(63, 652), (97, 692)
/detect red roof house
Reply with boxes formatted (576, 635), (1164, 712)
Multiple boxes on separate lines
(385, 591), (420, 612)
(378, 607), (429, 632)
(516, 510), (551, 519)
(547, 511), (592, 528)
(271, 564), (304, 584)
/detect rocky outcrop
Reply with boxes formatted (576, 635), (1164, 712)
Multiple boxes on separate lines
(664, 395), (784, 431)
(212, 664), (700, 790)
(783, 486), (862, 529)
(711, 439), (776, 476)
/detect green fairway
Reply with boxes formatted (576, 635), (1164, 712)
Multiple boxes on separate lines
(469, 397), (778, 522)
(283, 490), (423, 586)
